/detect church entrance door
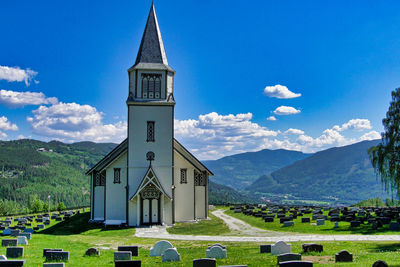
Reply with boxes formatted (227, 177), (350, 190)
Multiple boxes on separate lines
(140, 183), (161, 225)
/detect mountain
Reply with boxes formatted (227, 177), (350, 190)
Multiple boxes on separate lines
(208, 181), (254, 205)
(204, 149), (311, 190)
(0, 139), (117, 208)
(246, 140), (390, 205)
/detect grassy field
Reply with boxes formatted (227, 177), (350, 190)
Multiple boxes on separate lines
(167, 211), (230, 236)
(225, 208), (400, 235)
(1, 211), (400, 266)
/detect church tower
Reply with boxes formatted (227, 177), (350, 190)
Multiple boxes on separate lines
(126, 3), (175, 225)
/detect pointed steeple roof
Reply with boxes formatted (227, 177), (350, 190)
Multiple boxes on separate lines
(135, 3), (168, 65)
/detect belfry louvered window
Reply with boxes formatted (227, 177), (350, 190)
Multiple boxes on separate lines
(142, 73), (161, 99)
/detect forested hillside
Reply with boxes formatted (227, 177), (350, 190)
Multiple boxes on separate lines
(0, 139), (117, 213)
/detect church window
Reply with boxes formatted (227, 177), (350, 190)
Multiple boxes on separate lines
(113, 168), (121, 184)
(194, 170), (200, 186)
(95, 171), (106, 186)
(147, 121), (155, 142)
(141, 73), (162, 99)
(180, 169), (187, 184)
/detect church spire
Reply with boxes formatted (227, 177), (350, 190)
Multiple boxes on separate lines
(135, 3), (168, 65)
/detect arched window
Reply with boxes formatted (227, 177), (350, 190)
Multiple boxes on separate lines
(155, 76), (161, 98)
(142, 75), (148, 98)
(142, 73), (162, 99)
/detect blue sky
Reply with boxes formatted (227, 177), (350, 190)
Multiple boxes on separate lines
(0, 1), (399, 159)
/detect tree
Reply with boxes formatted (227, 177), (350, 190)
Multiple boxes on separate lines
(57, 202), (66, 211)
(369, 88), (400, 197)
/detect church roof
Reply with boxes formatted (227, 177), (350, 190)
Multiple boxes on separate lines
(134, 3), (168, 66)
(86, 138), (213, 176)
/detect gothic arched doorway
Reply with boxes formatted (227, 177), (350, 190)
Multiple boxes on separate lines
(140, 183), (161, 225)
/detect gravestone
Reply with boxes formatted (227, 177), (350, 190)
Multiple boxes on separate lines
(316, 219), (325, 226)
(260, 245), (271, 253)
(2, 229), (11, 236)
(302, 244), (323, 253)
(335, 250), (353, 262)
(2, 240), (17, 247)
(301, 218), (310, 223)
(118, 246), (139, 257)
(277, 253), (301, 264)
(45, 251), (69, 262)
(10, 230), (21, 237)
(193, 258), (216, 267)
(85, 248), (99, 256)
(43, 249), (63, 257)
(6, 247), (24, 258)
(271, 241), (291, 255)
(372, 260), (389, 267)
(43, 263), (65, 267)
(37, 225), (45, 229)
(0, 260), (25, 266)
(334, 222), (339, 228)
(206, 245), (227, 259)
(207, 244), (226, 250)
(16, 237), (28, 246)
(18, 233), (31, 240)
(350, 221), (361, 227)
(114, 260), (141, 267)
(149, 240), (173, 256)
(264, 217), (274, 223)
(279, 261), (313, 266)
(389, 222), (400, 231)
(161, 248), (180, 262)
(24, 229), (34, 234)
(0, 255), (6, 260)
(283, 221), (294, 227)
(114, 251), (132, 261)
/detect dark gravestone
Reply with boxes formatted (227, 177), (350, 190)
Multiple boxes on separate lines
(279, 261), (313, 267)
(45, 251), (69, 262)
(0, 260), (26, 267)
(2, 239), (18, 247)
(10, 230), (21, 237)
(260, 244), (271, 253)
(264, 217), (274, 223)
(335, 250), (353, 262)
(277, 253), (301, 264)
(193, 258), (217, 267)
(114, 260), (141, 267)
(6, 247), (24, 258)
(43, 263), (65, 267)
(389, 222), (400, 231)
(43, 249), (63, 257)
(301, 218), (310, 223)
(350, 221), (361, 227)
(372, 260), (389, 267)
(85, 247), (100, 256)
(302, 244), (323, 253)
(118, 246), (139, 257)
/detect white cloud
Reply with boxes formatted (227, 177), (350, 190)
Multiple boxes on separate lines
(333, 119), (372, 132)
(267, 116), (277, 121)
(0, 89), (58, 108)
(360, 130), (381, 141)
(0, 116), (18, 131)
(0, 66), (38, 86)
(273, 106), (301, 115)
(27, 102), (127, 143)
(264, 84), (301, 99)
(284, 128), (304, 135)
(0, 131), (7, 139)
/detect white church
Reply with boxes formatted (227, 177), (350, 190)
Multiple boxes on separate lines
(87, 4), (213, 226)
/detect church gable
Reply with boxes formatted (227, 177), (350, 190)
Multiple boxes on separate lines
(130, 165), (171, 200)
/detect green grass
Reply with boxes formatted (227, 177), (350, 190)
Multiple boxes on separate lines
(225, 208), (400, 235)
(167, 211), (230, 235)
(2, 211), (400, 266)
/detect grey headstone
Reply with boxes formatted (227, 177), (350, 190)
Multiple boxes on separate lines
(16, 237), (28, 246)
(193, 258), (216, 267)
(149, 240), (173, 256)
(271, 241), (291, 255)
(17, 233), (31, 240)
(207, 244), (226, 250)
(277, 253), (301, 264)
(0, 255), (6, 260)
(161, 248), (180, 262)
(316, 219), (325, 226)
(283, 221), (294, 227)
(10, 230), (21, 237)
(335, 250), (353, 262)
(114, 251), (132, 261)
(206, 245), (227, 259)
(6, 247), (24, 258)
(2, 240), (17, 247)
(334, 221), (339, 228)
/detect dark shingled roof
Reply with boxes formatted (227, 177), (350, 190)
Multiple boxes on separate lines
(135, 3), (168, 65)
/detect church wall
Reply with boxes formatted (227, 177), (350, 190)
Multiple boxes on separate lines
(195, 186), (206, 219)
(163, 196), (173, 224)
(93, 186), (104, 220)
(105, 152), (127, 222)
(174, 151), (195, 221)
(129, 197), (138, 226)
(128, 105), (173, 203)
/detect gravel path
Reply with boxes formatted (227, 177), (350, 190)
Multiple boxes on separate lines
(134, 209), (400, 242)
